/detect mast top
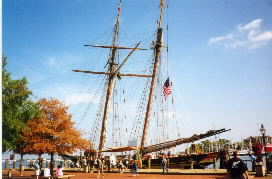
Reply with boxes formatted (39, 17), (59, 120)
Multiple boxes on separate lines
(157, 0), (165, 29)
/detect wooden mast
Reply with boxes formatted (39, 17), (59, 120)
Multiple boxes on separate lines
(97, 0), (121, 155)
(140, 0), (165, 150)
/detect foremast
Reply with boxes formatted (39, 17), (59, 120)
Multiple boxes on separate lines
(140, 0), (165, 150)
(73, 0), (149, 156)
(98, 0), (121, 154)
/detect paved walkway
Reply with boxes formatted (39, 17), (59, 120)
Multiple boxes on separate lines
(2, 169), (271, 179)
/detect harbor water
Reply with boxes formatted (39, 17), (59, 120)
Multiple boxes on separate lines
(1, 152), (72, 169)
(207, 155), (268, 171)
(2, 159), (66, 169)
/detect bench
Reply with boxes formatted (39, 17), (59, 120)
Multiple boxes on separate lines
(31, 175), (75, 179)
(31, 175), (52, 179)
(54, 175), (75, 179)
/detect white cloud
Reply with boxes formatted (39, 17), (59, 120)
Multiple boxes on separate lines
(208, 18), (272, 49)
(64, 93), (95, 105)
(48, 56), (59, 68)
(45, 54), (84, 70)
(248, 30), (272, 42)
(237, 19), (262, 31)
(208, 33), (233, 44)
(225, 40), (248, 49)
(35, 84), (98, 106)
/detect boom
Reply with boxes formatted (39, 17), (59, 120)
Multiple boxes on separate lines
(141, 128), (231, 155)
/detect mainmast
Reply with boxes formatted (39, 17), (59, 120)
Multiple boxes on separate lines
(140, 0), (165, 149)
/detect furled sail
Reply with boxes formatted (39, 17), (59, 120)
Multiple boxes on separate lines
(141, 128), (231, 155)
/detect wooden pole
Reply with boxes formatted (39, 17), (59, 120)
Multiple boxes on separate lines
(20, 154), (24, 176)
(50, 153), (54, 176)
(98, 0), (121, 155)
(73, 69), (152, 78)
(140, 0), (164, 150)
(84, 44), (148, 50)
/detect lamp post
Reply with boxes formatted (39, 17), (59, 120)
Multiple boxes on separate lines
(260, 124), (268, 173)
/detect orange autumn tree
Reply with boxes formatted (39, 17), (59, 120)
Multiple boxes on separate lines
(22, 98), (90, 174)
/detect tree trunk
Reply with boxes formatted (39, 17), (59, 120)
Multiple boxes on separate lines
(50, 153), (54, 176)
(38, 154), (43, 170)
(20, 154), (24, 176)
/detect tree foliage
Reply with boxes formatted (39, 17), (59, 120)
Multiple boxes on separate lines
(22, 98), (90, 155)
(15, 101), (41, 154)
(189, 139), (231, 153)
(2, 56), (36, 152)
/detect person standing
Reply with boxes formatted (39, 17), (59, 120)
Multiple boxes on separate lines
(132, 160), (139, 176)
(226, 151), (249, 179)
(89, 157), (95, 173)
(118, 160), (124, 173)
(161, 156), (168, 174)
(252, 141), (263, 164)
(96, 158), (104, 177)
(129, 160), (134, 176)
(105, 157), (111, 172)
(167, 151), (171, 158)
(125, 160), (129, 169)
(33, 162), (40, 179)
(249, 153), (256, 172)
(82, 157), (87, 172)
(218, 146), (230, 169)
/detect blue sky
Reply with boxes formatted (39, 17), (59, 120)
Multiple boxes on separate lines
(3, 0), (272, 149)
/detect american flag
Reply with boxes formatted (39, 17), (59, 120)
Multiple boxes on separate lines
(163, 77), (172, 100)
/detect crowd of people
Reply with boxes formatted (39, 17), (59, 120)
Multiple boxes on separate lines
(31, 156), (141, 178)
(80, 157), (140, 177)
(30, 147), (262, 178)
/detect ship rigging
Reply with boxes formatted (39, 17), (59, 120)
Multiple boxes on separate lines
(73, 0), (230, 167)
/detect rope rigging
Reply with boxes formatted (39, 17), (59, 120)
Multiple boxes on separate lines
(76, 75), (107, 128)
(90, 77), (109, 149)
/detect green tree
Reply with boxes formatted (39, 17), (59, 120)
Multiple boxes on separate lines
(2, 56), (34, 152)
(190, 138), (231, 153)
(201, 139), (213, 152)
(217, 139), (231, 147)
(15, 101), (41, 175)
(233, 142), (242, 150)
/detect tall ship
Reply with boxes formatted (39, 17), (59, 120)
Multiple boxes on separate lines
(73, 0), (230, 169)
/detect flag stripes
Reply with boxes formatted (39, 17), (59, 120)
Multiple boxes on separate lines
(163, 77), (172, 100)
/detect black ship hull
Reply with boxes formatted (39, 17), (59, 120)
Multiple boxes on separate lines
(142, 152), (218, 169)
